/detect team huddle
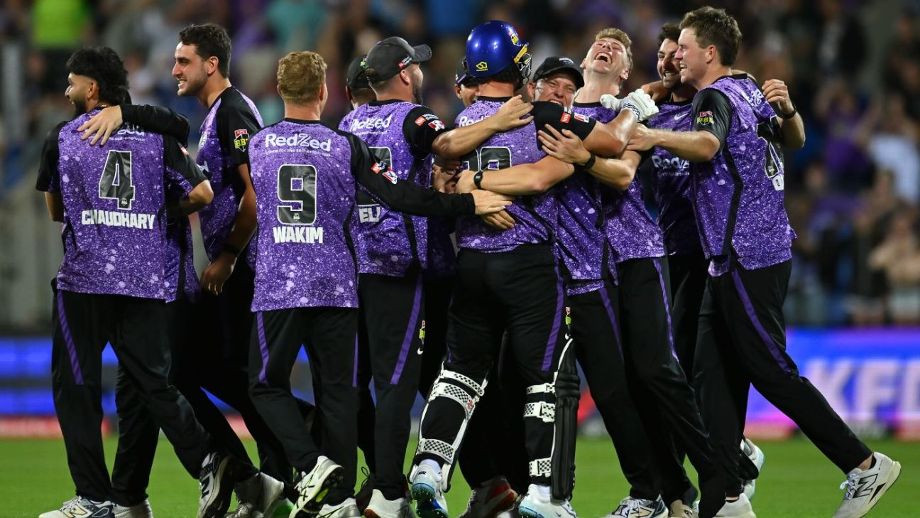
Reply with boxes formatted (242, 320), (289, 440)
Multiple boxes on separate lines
(35, 5), (901, 518)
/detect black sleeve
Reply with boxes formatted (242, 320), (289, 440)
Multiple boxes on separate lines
(346, 133), (474, 217)
(217, 103), (262, 168)
(164, 135), (207, 186)
(403, 106), (448, 159)
(36, 121), (67, 192)
(531, 101), (596, 140)
(692, 89), (733, 150)
(121, 104), (190, 146)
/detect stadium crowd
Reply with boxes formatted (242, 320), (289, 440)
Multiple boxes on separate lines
(2, 0), (920, 328)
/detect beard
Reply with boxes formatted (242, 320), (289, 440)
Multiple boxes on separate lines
(178, 74), (206, 97)
(72, 99), (87, 116)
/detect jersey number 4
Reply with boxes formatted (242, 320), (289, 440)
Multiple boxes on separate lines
(99, 150), (135, 210)
(277, 164), (317, 225)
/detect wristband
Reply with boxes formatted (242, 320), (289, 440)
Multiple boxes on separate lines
(578, 153), (596, 171)
(779, 105), (797, 120)
(473, 170), (484, 189)
(222, 243), (242, 258)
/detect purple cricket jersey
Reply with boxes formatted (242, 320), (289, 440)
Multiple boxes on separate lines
(454, 98), (554, 252)
(249, 120), (360, 311)
(691, 76), (795, 275)
(44, 112), (204, 300)
(342, 101), (430, 276)
(196, 87), (263, 267)
(646, 100), (702, 256)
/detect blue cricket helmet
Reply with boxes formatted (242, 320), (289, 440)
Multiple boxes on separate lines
(465, 20), (532, 81)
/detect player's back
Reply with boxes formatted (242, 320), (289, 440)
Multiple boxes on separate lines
(454, 98), (550, 253)
(248, 119), (360, 311)
(55, 111), (179, 300)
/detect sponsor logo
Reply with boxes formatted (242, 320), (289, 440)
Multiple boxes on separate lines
(399, 55), (413, 69)
(417, 113), (445, 131)
(475, 61), (489, 72)
(382, 170), (398, 184)
(560, 112), (571, 124)
(651, 155), (689, 175)
(415, 116), (427, 126)
(371, 161), (383, 174)
(350, 114), (393, 131)
(673, 112), (688, 121)
(233, 128), (249, 151)
(696, 110), (713, 126)
(573, 113), (590, 123)
(263, 133), (332, 151)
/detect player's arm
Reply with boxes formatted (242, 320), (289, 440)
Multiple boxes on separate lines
(537, 126), (639, 190)
(35, 122), (67, 221)
(347, 134), (510, 216)
(627, 89), (731, 162)
(163, 136), (213, 214)
(77, 104), (191, 146)
(762, 78), (805, 149)
(431, 96), (534, 158)
(456, 156), (574, 195)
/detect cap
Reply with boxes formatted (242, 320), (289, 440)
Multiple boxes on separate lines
(345, 55), (370, 90)
(532, 56), (584, 89)
(363, 36), (432, 82)
(455, 58), (470, 86)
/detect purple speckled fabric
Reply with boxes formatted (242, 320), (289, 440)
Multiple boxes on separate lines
(692, 76), (794, 274)
(646, 100), (701, 256)
(53, 113), (198, 300)
(454, 99), (554, 252)
(248, 120), (359, 311)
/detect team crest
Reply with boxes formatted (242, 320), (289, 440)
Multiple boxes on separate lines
(696, 111), (714, 126)
(233, 128), (249, 151)
(475, 61), (489, 72)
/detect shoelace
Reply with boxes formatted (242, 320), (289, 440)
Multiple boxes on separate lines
(60, 498), (82, 512)
(839, 471), (860, 499)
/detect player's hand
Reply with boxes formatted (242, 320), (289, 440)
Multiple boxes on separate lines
(481, 209), (515, 230)
(456, 170), (476, 194)
(78, 105), (123, 146)
(491, 95), (534, 131)
(621, 89), (659, 122)
(626, 124), (656, 151)
(432, 163), (459, 193)
(641, 80), (670, 103)
(470, 190), (513, 215)
(538, 126), (591, 165)
(200, 252), (236, 295)
(762, 79), (795, 117)
(599, 94), (621, 111)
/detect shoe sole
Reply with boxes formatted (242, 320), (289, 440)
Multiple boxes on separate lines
(200, 457), (239, 518)
(295, 465), (345, 516)
(854, 460), (902, 518)
(411, 483), (447, 518)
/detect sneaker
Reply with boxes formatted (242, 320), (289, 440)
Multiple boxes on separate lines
(518, 485), (576, 518)
(458, 476), (518, 518)
(315, 498), (361, 518)
(198, 451), (240, 518)
(833, 452), (901, 518)
(364, 490), (415, 518)
(713, 495), (755, 518)
(668, 499), (696, 518)
(409, 464), (448, 518)
(113, 499), (153, 518)
(355, 469), (376, 512)
(227, 473), (287, 518)
(40, 496), (115, 517)
(293, 456), (345, 516)
(606, 496), (668, 518)
(740, 439), (765, 501)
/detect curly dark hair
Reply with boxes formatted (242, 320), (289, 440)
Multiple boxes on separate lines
(680, 6), (742, 66)
(179, 23), (232, 77)
(658, 22), (681, 47)
(65, 47), (130, 105)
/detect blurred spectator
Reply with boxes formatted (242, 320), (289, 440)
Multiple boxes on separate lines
(869, 208), (920, 325)
(858, 93), (920, 204)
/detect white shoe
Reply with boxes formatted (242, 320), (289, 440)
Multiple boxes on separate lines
(293, 456), (344, 516)
(364, 490), (415, 518)
(114, 499), (153, 517)
(227, 473), (286, 518)
(833, 452), (901, 518)
(198, 451), (239, 518)
(713, 495), (755, 518)
(315, 497), (361, 518)
(458, 476), (517, 518)
(740, 439), (764, 501)
(40, 496), (115, 517)
(409, 464), (447, 518)
(518, 485), (576, 518)
(606, 496), (668, 518)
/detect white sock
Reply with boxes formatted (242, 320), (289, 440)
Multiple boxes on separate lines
(535, 484), (551, 499)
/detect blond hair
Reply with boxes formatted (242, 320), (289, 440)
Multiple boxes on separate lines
(595, 27), (633, 71)
(277, 51), (326, 104)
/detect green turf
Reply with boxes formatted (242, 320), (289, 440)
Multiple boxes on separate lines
(2, 437), (915, 517)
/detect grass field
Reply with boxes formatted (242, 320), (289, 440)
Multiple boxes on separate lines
(2, 437), (915, 517)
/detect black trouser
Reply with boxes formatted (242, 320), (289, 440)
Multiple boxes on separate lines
(51, 288), (211, 502)
(694, 260), (871, 496)
(250, 307), (358, 504)
(668, 254), (708, 377)
(358, 271), (426, 500)
(569, 281), (659, 500)
(616, 257), (722, 514)
(415, 245), (565, 487)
